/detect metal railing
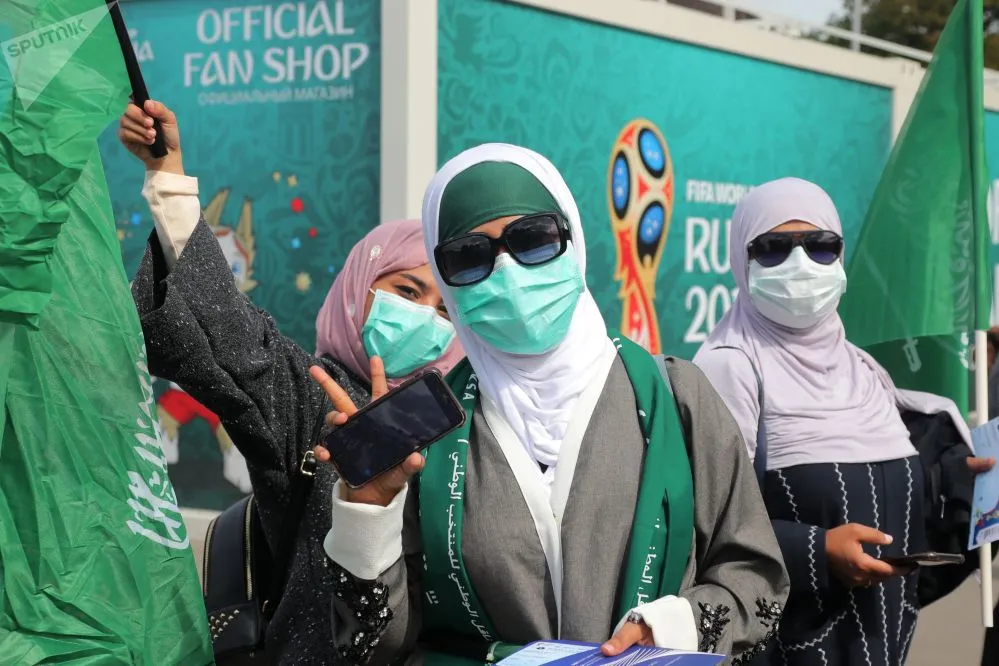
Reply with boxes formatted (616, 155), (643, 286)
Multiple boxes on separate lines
(656, 0), (999, 90)
(660, 0), (932, 59)
(653, 0), (999, 91)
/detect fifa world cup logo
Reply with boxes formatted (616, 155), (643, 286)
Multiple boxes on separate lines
(607, 119), (675, 354)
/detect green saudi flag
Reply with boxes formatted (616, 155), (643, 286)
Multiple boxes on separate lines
(0, 1), (213, 662)
(840, 0), (990, 415)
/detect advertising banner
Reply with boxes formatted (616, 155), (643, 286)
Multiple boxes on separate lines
(438, 0), (892, 359)
(99, 0), (380, 509)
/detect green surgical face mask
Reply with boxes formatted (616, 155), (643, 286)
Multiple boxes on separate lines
(452, 250), (583, 355)
(361, 289), (456, 377)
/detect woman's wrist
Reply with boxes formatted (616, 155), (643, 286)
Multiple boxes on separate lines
(146, 153), (185, 176)
(341, 483), (401, 508)
(327, 481), (408, 579)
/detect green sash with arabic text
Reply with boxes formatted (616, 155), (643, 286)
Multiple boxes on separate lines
(417, 333), (694, 663)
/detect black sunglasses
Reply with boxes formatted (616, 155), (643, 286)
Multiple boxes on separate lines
(434, 213), (571, 287)
(747, 230), (843, 268)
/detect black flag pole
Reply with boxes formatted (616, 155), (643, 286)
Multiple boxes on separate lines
(105, 0), (167, 158)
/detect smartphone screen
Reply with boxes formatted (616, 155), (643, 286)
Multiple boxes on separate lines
(324, 370), (465, 488)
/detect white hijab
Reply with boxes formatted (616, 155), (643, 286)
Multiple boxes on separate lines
(421, 144), (610, 474)
(694, 178), (919, 469)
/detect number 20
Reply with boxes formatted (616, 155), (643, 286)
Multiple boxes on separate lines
(683, 285), (738, 344)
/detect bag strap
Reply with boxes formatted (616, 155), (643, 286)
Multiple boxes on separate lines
(262, 394), (327, 617)
(713, 346), (767, 486)
(653, 354), (689, 448)
(653, 354), (672, 392)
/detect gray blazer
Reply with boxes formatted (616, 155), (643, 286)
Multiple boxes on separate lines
(327, 357), (790, 665)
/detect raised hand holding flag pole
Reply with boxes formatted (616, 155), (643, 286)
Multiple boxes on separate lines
(838, 0), (993, 627)
(104, 0), (167, 158)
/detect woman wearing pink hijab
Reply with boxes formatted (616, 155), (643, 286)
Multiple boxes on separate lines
(121, 100), (462, 664)
(314, 218), (462, 390)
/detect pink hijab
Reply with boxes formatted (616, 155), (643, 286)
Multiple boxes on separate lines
(315, 219), (463, 388)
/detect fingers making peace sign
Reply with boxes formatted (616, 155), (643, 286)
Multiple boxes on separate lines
(309, 357), (424, 507)
(311, 355), (389, 436)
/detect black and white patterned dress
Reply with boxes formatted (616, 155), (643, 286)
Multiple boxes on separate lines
(760, 457), (926, 666)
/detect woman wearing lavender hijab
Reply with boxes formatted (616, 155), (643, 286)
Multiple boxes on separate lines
(120, 100), (463, 664)
(694, 178), (993, 666)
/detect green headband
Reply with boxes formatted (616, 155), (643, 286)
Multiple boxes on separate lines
(437, 161), (564, 241)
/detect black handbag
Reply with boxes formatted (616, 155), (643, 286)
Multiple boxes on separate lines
(900, 409), (995, 607)
(202, 450), (319, 664)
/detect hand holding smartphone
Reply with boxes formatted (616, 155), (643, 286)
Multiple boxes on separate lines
(309, 360), (465, 504)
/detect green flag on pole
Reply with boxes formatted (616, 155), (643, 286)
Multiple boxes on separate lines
(0, 1), (213, 662)
(839, 0), (990, 414)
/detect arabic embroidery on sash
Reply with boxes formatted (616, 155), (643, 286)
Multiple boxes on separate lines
(419, 367), (496, 642)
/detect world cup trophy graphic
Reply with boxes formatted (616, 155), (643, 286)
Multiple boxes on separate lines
(607, 119), (675, 354)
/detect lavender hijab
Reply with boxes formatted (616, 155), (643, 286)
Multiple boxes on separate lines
(315, 219), (463, 388)
(694, 178), (917, 470)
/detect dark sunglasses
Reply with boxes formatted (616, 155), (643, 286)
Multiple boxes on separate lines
(434, 213), (571, 287)
(747, 230), (843, 268)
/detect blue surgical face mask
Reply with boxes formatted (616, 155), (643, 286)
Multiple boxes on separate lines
(361, 289), (456, 377)
(452, 248), (583, 355)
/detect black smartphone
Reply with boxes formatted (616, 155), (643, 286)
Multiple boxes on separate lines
(323, 369), (465, 488)
(881, 552), (965, 568)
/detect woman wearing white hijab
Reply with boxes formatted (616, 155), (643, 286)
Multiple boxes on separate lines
(313, 144), (789, 664)
(695, 177), (992, 666)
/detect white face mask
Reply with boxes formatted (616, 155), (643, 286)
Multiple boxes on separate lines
(747, 246), (847, 329)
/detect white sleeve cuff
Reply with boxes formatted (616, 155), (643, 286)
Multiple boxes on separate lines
(323, 480), (408, 581)
(615, 595), (698, 651)
(142, 169), (199, 196)
(141, 170), (201, 270)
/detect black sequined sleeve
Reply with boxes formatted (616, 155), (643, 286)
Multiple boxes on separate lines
(328, 486), (423, 664)
(330, 564), (396, 664)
